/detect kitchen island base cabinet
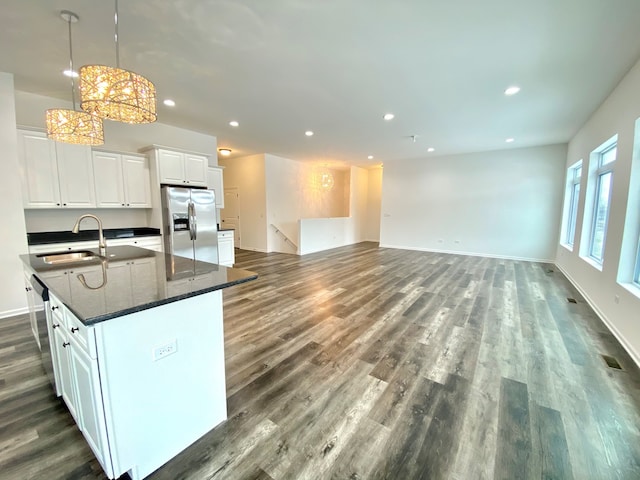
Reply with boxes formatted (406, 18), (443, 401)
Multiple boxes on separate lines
(96, 290), (227, 480)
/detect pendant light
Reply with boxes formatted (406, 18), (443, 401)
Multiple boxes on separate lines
(79, 0), (157, 124)
(46, 10), (104, 146)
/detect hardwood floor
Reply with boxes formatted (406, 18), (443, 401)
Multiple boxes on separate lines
(2, 242), (640, 479)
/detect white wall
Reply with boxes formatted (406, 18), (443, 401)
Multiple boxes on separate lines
(298, 166), (369, 255)
(555, 58), (640, 365)
(380, 144), (567, 261)
(0, 73), (29, 317)
(220, 154), (268, 252)
(366, 166), (383, 242)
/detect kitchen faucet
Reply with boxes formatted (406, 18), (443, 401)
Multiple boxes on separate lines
(72, 214), (106, 256)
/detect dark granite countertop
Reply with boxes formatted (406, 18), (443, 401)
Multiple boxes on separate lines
(21, 245), (257, 326)
(27, 227), (161, 245)
(218, 228), (235, 232)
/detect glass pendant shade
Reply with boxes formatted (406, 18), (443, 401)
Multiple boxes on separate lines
(46, 108), (104, 145)
(79, 64), (157, 124)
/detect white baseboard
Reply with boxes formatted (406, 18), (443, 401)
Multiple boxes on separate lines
(378, 244), (554, 263)
(0, 306), (29, 319)
(555, 263), (640, 369)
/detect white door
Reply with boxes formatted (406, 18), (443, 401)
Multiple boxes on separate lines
(56, 143), (96, 207)
(17, 130), (61, 208)
(93, 151), (125, 208)
(158, 149), (185, 184)
(184, 154), (207, 186)
(123, 155), (152, 207)
(222, 187), (240, 245)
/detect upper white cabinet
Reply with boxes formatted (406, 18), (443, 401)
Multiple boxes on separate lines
(18, 130), (95, 208)
(157, 148), (207, 186)
(207, 166), (225, 208)
(93, 151), (152, 208)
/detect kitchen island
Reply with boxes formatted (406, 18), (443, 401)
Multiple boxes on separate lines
(21, 245), (257, 480)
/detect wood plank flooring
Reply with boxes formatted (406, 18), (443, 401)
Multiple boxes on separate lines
(2, 242), (640, 479)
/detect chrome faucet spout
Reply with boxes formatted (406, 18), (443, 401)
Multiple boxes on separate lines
(72, 214), (106, 256)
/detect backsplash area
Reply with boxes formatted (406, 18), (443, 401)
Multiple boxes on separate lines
(24, 208), (152, 233)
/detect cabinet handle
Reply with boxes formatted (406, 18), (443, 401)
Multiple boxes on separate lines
(25, 287), (32, 292)
(71, 327), (79, 333)
(53, 323), (60, 329)
(51, 306), (59, 311)
(63, 203), (67, 206)
(122, 203), (125, 206)
(56, 203), (60, 206)
(62, 342), (70, 348)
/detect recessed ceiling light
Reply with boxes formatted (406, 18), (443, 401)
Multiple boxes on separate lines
(367, 155), (374, 160)
(305, 130), (314, 136)
(229, 121), (239, 127)
(506, 138), (515, 143)
(383, 113), (395, 121)
(63, 69), (78, 78)
(504, 86), (521, 96)
(218, 148), (232, 156)
(427, 147), (435, 152)
(163, 99), (176, 107)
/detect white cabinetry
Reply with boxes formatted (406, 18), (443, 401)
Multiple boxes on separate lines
(218, 230), (234, 267)
(93, 151), (152, 208)
(18, 130), (95, 208)
(207, 166), (225, 208)
(157, 148), (207, 186)
(51, 292), (113, 477)
(23, 270), (39, 349)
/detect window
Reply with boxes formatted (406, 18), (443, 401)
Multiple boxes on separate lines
(564, 161), (582, 247)
(589, 144), (616, 263)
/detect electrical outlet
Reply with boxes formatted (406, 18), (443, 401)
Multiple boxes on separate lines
(153, 339), (177, 361)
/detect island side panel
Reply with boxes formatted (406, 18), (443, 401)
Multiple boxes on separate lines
(95, 291), (227, 480)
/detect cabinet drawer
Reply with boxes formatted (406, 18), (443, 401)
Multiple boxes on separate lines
(66, 310), (97, 359)
(218, 231), (233, 239)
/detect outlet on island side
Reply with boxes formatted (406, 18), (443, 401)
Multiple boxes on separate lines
(153, 339), (178, 361)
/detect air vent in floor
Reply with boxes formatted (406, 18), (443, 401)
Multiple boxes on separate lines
(602, 354), (623, 370)
(567, 298), (577, 304)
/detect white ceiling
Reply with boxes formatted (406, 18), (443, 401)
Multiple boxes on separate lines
(2, 0), (640, 167)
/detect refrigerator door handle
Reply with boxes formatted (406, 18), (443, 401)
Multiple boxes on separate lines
(191, 202), (198, 240)
(188, 202), (195, 241)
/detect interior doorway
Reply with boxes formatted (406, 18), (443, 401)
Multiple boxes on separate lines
(222, 187), (240, 245)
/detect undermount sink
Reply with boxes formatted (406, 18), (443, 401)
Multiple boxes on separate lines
(38, 250), (99, 265)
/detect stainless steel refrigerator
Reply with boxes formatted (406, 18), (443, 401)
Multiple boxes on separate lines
(161, 186), (219, 267)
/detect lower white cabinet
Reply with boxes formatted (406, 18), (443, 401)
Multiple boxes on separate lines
(69, 335), (112, 477)
(218, 230), (234, 267)
(29, 236), (163, 255)
(53, 317), (78, 422)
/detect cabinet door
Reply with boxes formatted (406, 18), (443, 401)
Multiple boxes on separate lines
(93, 151), (126, 208)
(158, 149), (185, 184)
(123, 155), (152, 207)
(207, 167), (225, 208)
(17, 130), (61, 208)
(218, 237), (234, 266)
(56, 143), (96, 207)
(69, 341), (113, 478)
(184, 154), (207, 186)
(55, 326), (78, 421)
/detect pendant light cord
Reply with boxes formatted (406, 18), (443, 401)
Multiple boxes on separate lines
(66, 13), (76, 110)
(114, 0), (120, 68)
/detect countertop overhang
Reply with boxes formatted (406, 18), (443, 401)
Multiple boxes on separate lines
(21, 245), (257, 326)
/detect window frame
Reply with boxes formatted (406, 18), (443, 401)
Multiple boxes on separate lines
(588, 144), (616, 264)
(565, 162), (582, 247)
